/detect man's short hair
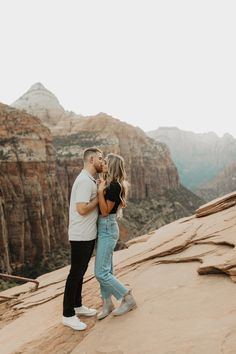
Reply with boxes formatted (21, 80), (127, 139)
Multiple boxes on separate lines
(83, 147), (102, 162)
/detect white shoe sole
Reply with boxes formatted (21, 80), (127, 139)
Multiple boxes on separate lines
(75, 311), (97, 317)
(63, 322), (87, 331)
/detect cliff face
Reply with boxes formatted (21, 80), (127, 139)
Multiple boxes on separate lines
(148, 127), (236, 192)
(12, 84), (180, 198)
(0, 103), (68, 274)
(54, 113), (180, 200)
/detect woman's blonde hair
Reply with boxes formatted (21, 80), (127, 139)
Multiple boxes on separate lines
(105, 153), (129, 216)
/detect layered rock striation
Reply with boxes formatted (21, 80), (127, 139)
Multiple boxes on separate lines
(1, 193), (236, 354)
(0, 103), (68, 274)
(54, 112), (180, 200)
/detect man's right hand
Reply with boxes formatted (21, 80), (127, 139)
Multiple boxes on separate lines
(91, 196), (98, 205)
(76, 196), (98, 215)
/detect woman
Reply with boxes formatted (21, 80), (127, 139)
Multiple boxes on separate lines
(95, 153), (136, 320)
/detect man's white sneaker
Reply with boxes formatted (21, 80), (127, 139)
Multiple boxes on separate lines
(74, 305), (97, 317)
(62, 315), (87, 331)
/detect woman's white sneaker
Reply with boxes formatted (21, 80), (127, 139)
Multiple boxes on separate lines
(74, 305), (97, 317)
(62, 315), (87, 330)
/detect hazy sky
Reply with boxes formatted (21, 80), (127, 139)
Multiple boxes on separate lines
(1, 0), (236, 137)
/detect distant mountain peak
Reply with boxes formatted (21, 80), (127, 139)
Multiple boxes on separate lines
(28, 82), (47, 91)
(11, 83), (66, 127)
(147, 126), (236, 193)
(21, 82), (60, 101)
(158, 126), (179, 131)
(222, 132), (234, 140)
(12, 82), (63, 107)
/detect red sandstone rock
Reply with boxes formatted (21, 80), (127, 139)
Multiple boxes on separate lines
(0, 103), (68, 273)
(195, 191), (236, 217)
(1, 197), (236, 353)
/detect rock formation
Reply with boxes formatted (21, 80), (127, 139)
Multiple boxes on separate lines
(12, 83), (181, 199)
(54, 112), (180, 199)
(1, 193), (236, 354)
(0, 103), (68, 274)
(195, 190), (236, 217)
(11, 82), (84, 135)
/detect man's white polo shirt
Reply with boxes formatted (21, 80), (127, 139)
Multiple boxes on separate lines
(68, 169), (98, 241)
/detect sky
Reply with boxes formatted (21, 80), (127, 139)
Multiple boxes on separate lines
(0, 0), (236, 137)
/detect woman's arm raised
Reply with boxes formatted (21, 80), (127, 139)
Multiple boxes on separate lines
(98, 180), (115, 216)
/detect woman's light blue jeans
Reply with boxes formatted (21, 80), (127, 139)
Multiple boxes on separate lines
(95, 214), (128, 300)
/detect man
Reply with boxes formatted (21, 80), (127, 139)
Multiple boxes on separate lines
(62, 147), (103, 330)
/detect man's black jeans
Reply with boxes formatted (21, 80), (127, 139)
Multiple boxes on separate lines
(63, 240), (95, 317)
